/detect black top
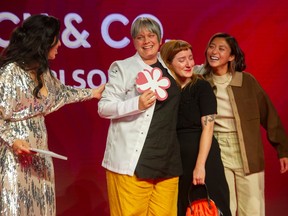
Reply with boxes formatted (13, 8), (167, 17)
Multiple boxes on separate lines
(135, 61), (182, 179)
(177, 79), (231, 216)
(177, 79), (217, 131)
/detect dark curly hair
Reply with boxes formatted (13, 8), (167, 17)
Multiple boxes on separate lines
(0, 14), (61, 98)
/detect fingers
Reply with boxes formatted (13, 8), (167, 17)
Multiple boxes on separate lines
(280, 158), (288, 174)
(193, 168), (205, 185)
(93, 84), (106, 99)
(193, 177), (205, 185)
(14, 147), (29, 155)
(139, 90), (156, 110)
(98, 84), (106, 92)
(12, 140), (31, 155)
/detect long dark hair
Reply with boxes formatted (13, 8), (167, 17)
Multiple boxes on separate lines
(0, 14), (60, 98)
(204, 32), (246, 75)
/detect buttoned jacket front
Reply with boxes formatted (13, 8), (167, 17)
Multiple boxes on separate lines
(205, 71), (288, 174)
(98, 52), (173, 176)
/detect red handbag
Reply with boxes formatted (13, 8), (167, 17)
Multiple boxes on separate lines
(186, 184), (223, 216)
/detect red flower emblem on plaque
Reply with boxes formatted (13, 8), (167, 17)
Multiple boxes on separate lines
(136, 67), (170, 101)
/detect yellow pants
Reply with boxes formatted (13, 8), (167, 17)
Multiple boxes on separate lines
(106, 170), (179, 216)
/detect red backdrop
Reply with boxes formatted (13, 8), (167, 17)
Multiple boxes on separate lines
(1, 0), (287, 215)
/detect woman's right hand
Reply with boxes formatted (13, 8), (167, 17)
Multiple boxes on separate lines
(12, 139), (32, 155)
(193, 166), (206, 185)
(92, 84), (106, 99)
(138, 90), (156, 111)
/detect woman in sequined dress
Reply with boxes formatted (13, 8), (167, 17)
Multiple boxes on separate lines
(0, 14), (104, 216)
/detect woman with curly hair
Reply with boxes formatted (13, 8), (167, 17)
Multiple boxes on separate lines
(0, 14), (104, 216)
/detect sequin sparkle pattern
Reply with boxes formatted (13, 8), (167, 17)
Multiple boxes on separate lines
(0, 63), (93, 216)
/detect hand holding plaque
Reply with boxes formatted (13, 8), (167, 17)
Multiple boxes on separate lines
(136, 67), (170, 101)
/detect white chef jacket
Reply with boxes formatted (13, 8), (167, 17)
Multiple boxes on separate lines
(98, 52), (173, 176)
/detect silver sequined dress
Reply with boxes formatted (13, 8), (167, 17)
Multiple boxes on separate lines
(0, 63), (93, 216)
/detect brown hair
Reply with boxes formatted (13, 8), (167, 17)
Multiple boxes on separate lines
(160, 39), (201, 87)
